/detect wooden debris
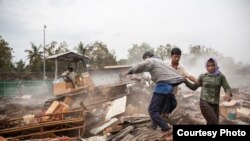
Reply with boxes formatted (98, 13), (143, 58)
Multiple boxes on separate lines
(120, 134), (134, 141)
(103, 125), (123, 135)
(90, 118), (119, 135)
(63, 96), (74, 107)
(42, 101), (60, 121)
(237, 107), (250, 117)
(119, 114), (150, 124)
(108, 125), (134, 141)
(105, 96), (127, 120)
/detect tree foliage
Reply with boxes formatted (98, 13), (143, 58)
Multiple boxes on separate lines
(73, 42), (89, 71)
(127, 42), (154, 64)
(44, 41), (71, 72)
(24, 42), (43, 72)
(117, 59), (128, 65)
(85, 41), (117, 69)
(11, 59), (27, 79)
(155, 44), (173, 60)
(74, 41), (88, 55)
(45, 41), (70, 56)
(0, 36), (13, 71)
(189, 45), (220, 56)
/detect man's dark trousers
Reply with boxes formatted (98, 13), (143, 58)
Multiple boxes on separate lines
(148, 92), (171, 131)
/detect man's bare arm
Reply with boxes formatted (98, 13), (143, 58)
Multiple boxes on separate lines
(187, 75), (196, 82)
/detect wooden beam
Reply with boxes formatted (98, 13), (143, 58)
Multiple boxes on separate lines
(14, 125), (85, 139)
(0, 118), (84, 134)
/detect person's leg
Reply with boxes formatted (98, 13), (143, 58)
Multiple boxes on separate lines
(211, 103), (219, 124)
(168, 94), (177, 115)
(161, 94), (177, 119)
(199, 99), (218, 125)
(68, 73), (77, 89)
(148, 93), (171, 131)
(161, 96), (170, 119)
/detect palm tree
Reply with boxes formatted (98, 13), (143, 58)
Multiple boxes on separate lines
(74, 42), (90, 71)
(25, 42), (43, 72)
(74, 41), (88, 55)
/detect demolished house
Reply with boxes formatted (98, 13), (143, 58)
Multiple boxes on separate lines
(0, 53), (250, 141)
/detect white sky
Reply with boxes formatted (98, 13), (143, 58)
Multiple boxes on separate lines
(0, 0), (250, 63)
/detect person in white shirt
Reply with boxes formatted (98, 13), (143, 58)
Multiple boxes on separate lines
(62, 64), (78, 90)
(161, 47), (196, 118)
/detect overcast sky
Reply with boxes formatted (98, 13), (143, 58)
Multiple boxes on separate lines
(0, 0), (250, 63)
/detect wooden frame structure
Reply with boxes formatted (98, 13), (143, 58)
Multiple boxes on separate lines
(0, 109), (85, 140)
(46, 52), (89, 80)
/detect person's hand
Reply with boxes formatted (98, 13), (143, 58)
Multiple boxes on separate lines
(183, 77), (188, 84)
(125, 71), (130, 75)
(223, 95), (232, 102)
(125, 69), (133, 75)
(184, 77), (188, 82)
(121, 71), (130, 76)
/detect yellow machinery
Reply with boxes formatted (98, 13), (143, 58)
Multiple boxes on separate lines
(45, 52), (130, 108)
(47, 52), (131, 97)
(47, 52), (92, 97)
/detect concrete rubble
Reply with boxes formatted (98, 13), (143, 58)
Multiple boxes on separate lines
(0, 70), (250, 141)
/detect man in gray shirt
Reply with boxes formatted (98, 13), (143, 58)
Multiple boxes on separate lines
(127, 51), (185, 133)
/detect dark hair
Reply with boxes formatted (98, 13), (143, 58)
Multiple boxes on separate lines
(171, 47), (182, 56)
(68, 65), (73, 72)
(207, 58), (215, 63)
(142, 51), (154, 59)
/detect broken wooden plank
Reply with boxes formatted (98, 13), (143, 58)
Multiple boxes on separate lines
(119, 114), (150, 124)
(120, 134), (135, 141)
(90, 118), (118, 135)
(237, 107), (250, 117)
(42, 101), (60, 121)
(105, 96), (127, 120)
(108, 125), (134, 141)
(233, 119), (248, 125)
(103, 125), (123, 135)
(63, 96), (74, 107)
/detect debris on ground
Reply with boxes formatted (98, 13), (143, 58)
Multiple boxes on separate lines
(0, 66), (249, 141)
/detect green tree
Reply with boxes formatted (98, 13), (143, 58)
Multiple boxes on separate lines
(205, 47), (220, 56)
(85, 41), (117, 69)
(12, 59), (27, 79)
(189, 45), (209, 56)
(0, 36), (13, 71)
(45, 41), (57, 56)
(25, 42), (43, 72)
(117, 59), (128, 65)
(45, 41), (70, 56)
(155, 44), (172, 60)
(55, 41), (69, 54)
(73, 42), (90, 71)
(74, 41), (88, 55)
(45, 41), (71, 72)
(189, 45), (221, 57)
(127, 42), (154, 64)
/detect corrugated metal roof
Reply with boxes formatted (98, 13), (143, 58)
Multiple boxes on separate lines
(46, 52), (89, 62)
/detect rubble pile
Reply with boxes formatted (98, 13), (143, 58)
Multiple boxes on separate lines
(0, 75), (250, 140)
(0, 93), (54, 119)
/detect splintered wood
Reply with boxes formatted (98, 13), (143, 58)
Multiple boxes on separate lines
(42, 101), (69, 122)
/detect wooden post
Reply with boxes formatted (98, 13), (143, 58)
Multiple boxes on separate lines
(55, 58), (58, 80)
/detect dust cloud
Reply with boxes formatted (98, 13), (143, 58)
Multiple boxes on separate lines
(181, 53), (250, 88)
